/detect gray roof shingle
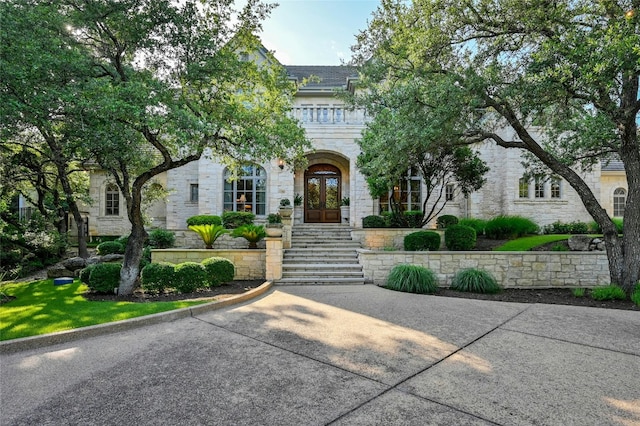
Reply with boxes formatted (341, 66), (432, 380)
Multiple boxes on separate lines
(285, 65), (357, 89)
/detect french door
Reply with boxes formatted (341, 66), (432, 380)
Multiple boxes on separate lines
(304, 164), (341, 223)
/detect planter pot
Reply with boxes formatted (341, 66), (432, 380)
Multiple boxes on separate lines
(265, 226), (283, 237)
(279, 207), (293, 218)
(340, 206), (350, 223)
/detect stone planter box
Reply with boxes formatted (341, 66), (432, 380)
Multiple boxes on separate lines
(151, 249), (265, 280)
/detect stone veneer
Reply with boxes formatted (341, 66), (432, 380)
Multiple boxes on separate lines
(352, 228), (444, 250)
(358, 250), (610, 288)
(151, 249), (265, 280)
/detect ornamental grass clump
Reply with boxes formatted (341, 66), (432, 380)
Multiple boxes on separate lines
(202, 257), (235, 287)
(450, 268), (502, 294)
(386, 264), (438, 294)
(485, 215), (539, 239)
(590, 284), (627, 301)
(631, 283), (640, 307)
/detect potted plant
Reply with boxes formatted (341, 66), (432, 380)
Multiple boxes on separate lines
(279, 198), (293, 218)
(340, 197), (350, 223)
(265, 213), (283, 237)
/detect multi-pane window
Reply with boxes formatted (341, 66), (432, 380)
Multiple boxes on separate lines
(190, 184), (199, 203)
(550, 178), (561, 199)
(223, 165), (266, 216)
(379, 168), (422, 212)
(445, 184), (455, 201)
(534, 178), (545, 198)
(105, 183), (119, 216)
(613, 188), (626, 217)
(519, 178), (529, 198)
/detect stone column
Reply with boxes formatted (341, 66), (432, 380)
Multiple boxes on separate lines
(265, 237), (283, 281)
(282, 216), (292, 249)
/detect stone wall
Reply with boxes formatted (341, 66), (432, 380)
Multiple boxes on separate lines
(358, 250), (611, 288)
(172, 231), (266, 250)
(151, 249), (265, 280)
(352, 228), (444, 250)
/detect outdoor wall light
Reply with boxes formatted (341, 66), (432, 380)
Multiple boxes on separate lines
(278, 159), (285, 170)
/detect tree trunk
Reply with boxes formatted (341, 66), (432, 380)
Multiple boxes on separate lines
(119, 224), (146, 295)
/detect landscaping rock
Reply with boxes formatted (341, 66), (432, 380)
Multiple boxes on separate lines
(62, 257), (86, 271)
(100, 254), (125, 263)
(47, 265), (75, 278)
(568, 235), (593, 251)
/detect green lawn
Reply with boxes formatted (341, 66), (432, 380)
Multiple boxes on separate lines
(493, 234), (572, 251)
(0, 279), (207, 341)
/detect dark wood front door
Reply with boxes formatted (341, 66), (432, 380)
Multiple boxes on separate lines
(305, 164), (341, 223)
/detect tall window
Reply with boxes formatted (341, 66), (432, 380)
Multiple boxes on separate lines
(445, 184), (455, 201)
(105, 183), (119, 216)
(379, 168), (422, 212)
(534, 178), (545, 198)
(190, 184), (199, 203)
(519, 178), (529, 198)
(550, 178), (561, 199)
(613, 188), (626, 217)
(223, 165), (266, 215)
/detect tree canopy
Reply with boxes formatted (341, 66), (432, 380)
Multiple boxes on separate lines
(351, 0), (639, 292)
(1, 0), (310, 294)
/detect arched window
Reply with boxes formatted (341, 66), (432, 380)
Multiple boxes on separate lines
(105, 183), (120, 216)
(223, 165), (266, 215)
(379, 167), (422, 212)
(613, 188), (626, 217)
(550, 178), (562, 199)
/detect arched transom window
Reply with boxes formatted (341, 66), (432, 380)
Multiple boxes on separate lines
(105, 183), (120, 216)
(613, 188), (626, 217)
(224, 165), (266, 215)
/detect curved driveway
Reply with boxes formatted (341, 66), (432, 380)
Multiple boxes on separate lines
(2, 285), (639, 425)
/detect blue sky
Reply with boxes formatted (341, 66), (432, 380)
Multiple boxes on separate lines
(257, 0), (380, 65)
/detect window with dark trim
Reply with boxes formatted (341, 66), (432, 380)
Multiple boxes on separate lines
(445, 184), (455, 201)
(613, 188), (626, 217)
(190, 184), (199, 203)
(379, 168), (422, 212)
(223, 165), (266, 215)
(105, 183), (119, 216)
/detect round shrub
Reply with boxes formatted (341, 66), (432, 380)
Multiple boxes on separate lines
(404, 211), (424, 228)
(436, 215), (458, 229)
(221, 211), (255, 229)
(116, 235), (129, 247)
(96, 241), (125, 255)
(404, 231), (440, 251)
(186, 215), (222, 227)
(202, 257), (235, 287)
(363, 215), (387, 228)
(386, 264), (438, 294)
(148, 229), (175, 249)
(88, 263), (122, 293)
(484, 215), (539, 239)
(79, 264), (98, 284)
(141, 262), (175, 293)
(173, 262), (207, 293)
(450, 268), (502, 294)
(445, 225), (477, 251)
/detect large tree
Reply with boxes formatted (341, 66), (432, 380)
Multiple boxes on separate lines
(351, 75), (489, 226)
(351, 0), (639, 293)
(2, 0), (310, 295)
(1, 1), (94, 258)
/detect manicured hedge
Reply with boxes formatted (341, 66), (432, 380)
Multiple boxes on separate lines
(202, 257), (235, 287)
(173, 262), (207, 293)
(484, 215), (539, 239)
(222, 211), (255, 229)
(96, 241), (125, 255)
(436, 215), (458, 229)
(186, 215), (222, 226)
(141, 262), (175, 293)
(445, 225), (477, 251)
(404, 231), (440, 251)
(363, 215), (387, 228)
(88, 263), (122, 293)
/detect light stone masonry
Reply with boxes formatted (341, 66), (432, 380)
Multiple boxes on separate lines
(151, 249), (265, 280)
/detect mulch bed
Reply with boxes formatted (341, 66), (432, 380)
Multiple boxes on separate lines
(83, 280), (265, 303)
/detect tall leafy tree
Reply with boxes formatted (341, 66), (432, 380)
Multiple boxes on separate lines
(63, 0), (309, 295)
(352, 76), (489, 226)
(1, 1), (94, 258)
(351, 0), (639, 293)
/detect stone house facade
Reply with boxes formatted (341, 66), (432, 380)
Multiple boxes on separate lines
(81, 59), (628, 238)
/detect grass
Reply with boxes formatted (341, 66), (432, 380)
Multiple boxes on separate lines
(450, 268), (502, 294)
(494, 234), (572, 251)
(0, 279), (207, 341)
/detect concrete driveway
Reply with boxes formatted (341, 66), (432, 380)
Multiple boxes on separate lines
(1, 285), (639, 425)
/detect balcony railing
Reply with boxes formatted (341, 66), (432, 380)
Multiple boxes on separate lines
(290, 106), (367, 125)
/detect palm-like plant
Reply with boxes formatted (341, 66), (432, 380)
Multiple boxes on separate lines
(188, 224), (228, 249)
(231, 224), (266, 249)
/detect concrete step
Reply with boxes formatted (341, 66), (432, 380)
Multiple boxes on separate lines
(282, 272), (364, 279)
(283, 258), (359, 264)
(283, 264), (363, 271)
(275, 277), (366, 286)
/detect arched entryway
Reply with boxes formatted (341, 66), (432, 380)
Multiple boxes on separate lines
(305, 164), (341, 223)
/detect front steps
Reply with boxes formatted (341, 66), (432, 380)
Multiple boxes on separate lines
(276, 224), (365, 285)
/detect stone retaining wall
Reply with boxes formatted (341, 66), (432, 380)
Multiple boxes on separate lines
(358, 250), (611, 288)
(151, 249), (265, 280)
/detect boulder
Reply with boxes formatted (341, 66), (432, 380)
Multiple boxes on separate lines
(567, 235), (593, 251)
(47, 265), (75, 278)
(101, 254), (125, 263)
(62, 256), (86, 271)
